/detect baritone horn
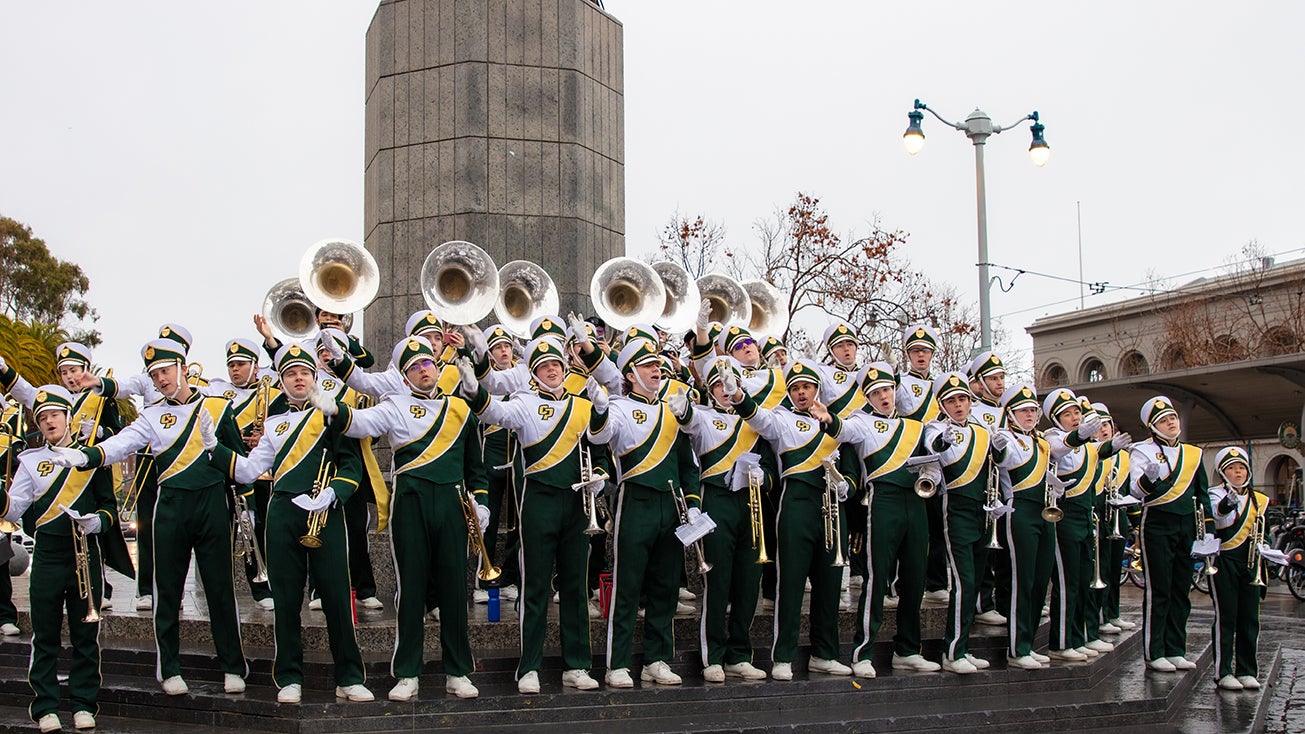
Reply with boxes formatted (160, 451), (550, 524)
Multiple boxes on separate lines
(651, 261), (701, 335)
(696, 274), (752, 328)
(589, 257), (666, 331)
(495, 260), (559, 338)
(299, 238), (380, 331)
(741, 279), (789, 339)
(421, 240), (499, 325)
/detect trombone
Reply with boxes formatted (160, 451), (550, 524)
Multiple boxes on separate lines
(746, 465), (771, 565)
(73, 524), (101, 623)
(119, 451), (153, 524)
(821, 455), (847, 568)
(299, 449), (332, 549)
(459, 483), (502, 582)
(1105, 458), (1125, 540)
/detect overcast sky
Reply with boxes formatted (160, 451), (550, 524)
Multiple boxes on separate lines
(2, 2), (1302, 379)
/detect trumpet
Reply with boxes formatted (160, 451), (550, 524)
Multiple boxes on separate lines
(984, 460), (1003, 550)
(1195, 497), (1217, 578)
(0, 421), (22, 535)
(1248, 491), (1266, 588)
(299, 449), (332, 549)
(1089, 509), (1108, 590)
(73, 525), (101, 624)
(915, 473), (937, 499)
(821, 455), (847, 568)
(575, 443), (605, 537)
(233, 492), (269, 584)
(746, 465), (771, 565)
(1105, 458), (1124, 540)
(669, 480), (712, 575)
(1042, 475), (1065, 524)
(459, 483), (502, 582)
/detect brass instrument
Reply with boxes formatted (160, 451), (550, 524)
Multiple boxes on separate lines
(915, 471), (937, 499)
(421, 240), (500, 325)
(262, 277), (319, 341)
(747, 465), (771, 564)
(299, 238), (380, 330)
(299, 449), (332, 549)
(670, 480), (712, 575)
(1, 419), (21, 535)
(589, 257), (667, 332)
(186, 363), (205, 386)
(119, 452), (152, 523)
(1195, 497), (1217, 578)
(651, 261), (701, 334)
(1105, 457), (1125, 540)
(1042, 474), (1064, 524)
(984, 460), (1003, 550)
(73, 525), (101, 623)
(741, 279), (790, 339)
(233, 492), (269, 584)
(458, 483), (502, 582)
(1089, 509), (1108, 590)
(696, 273), (752, 328)
(575, 443), (605, 537)
(821, 455), (847, 568)
(495, 260), (559, 338)
(252, 377), (271, 436)
(1248, 490), (1267, 587)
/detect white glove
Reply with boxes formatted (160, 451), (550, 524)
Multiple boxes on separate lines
(464, 326), (488, 360)
(985, 502), (1015, 520)
(317, 331), (345, 362)
(1077, 414), (1102, 440)
(567, 313), (591, 346)
(0, 354), (6, 371)
(454, 356), (478, 395)
(667, 389), (690, 420)
(1046, 473), (1067, 500)
(475, 503), (491, 533)
(687, 506), (702, 524)
(49, 445), (89, 468)
(990, 432), (1008, 451)
(1110, 432), (1132, 452)
(1144, 462), (1163, 482)
(747, 465), (764, 486)
(61, 505), (103, 534)
(720, 369), (741, 398)
(1191, 533), (1220, 557)
(198, 409), (217, 451)
(241, 509), (256, 529)
(1259, 544), (1290, 566)
(587, 378), (608, 413)
(292, 487), (336, 513)
(307, 384), (339, 417)
(78, 420), (97, 441)
(696, 299), (713, 332)
(941, 428), (965, 447)
(835, 480), (850, 503)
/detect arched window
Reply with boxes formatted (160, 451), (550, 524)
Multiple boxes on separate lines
(1262, 325), (1298, 357)
(1080, 357), (1106, 383)
(1119, 350), (1149, 377)
(1212, 334), (1247, 363)
(1040, 363), (1068, 388)
(1160, 343), (1188, 371)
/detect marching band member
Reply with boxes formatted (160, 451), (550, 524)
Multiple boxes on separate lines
(308, 336), (488, 701)
(458, 337), (604, 694)
(923, 372), (995, 674)
(0, 397), (21, 638)
(677, 359), (779, 683)
(761, 336), (789, 370)
(991, 384), (1055, 670)
(224, 343), (373, 704)
(731, 358), (871, 681)
(968, 353), (1009, 628)
(4, 386), (134, 733)
(895, 325), (949, 604)
(309, 309), (462, 399)
(842, 363), (943, 678)
(1208, 447), (1285, 691)
(1076, 396), (1119, 653)
(586, 338), (702, 689)
(1043, 392), (1129, 661)
(468, 324), (523, 605)
(47, 339), (250, 696)
(1091, 402), (1137, 635)
(209, 338), (277, 610)
(1128, 396), (1217, 672)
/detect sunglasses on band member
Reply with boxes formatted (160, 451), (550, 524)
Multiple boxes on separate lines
(407, 359), (437, 372)
(731, 338), (757, 350)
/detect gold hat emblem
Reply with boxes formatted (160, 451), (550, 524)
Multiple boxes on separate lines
(424, 313), (438, 324)
(494, 328), (505, 337)
(59, 347), (71, 358)
(915, 328), (925, 338)
(407, 339), (423, 351)
(36, 390), (48, 402)
(229, 344), (240, 354)
(144, 346), (156, 360)
(1022, 388), (1032, 398)
(542, 319), (553, 330)
(1059, 390), (1070, 401)
(868, 369), (879, 380)
(730, 326), (740, 334)
(949, 376), (960, 386)
(837, 325), (848, 334)
(794, 363), (804, 373)
(1230, 449), (1240, 457)
(160, 326), (172, 337)
(289, 345), (302, 356)
(628, 327), (638, 338)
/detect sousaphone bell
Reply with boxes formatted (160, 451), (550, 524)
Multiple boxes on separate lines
(696, 273), (752, 328)
(421, 240), (499, 325)
(589, 257), (666, 331)
(495, 260), (558, 338)
(298, 238), (380, 332)
(651, 261), (701, 335)
(742, 279), (789, 339)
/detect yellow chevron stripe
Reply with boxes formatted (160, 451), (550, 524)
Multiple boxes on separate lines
(1012, 437), (1050, 491)
(785, 433), (841, 477)
(526, 402), (591, 474)
(1066, 443), (1099, 498)
(395, 400), (468, 474)
(948, 427), (990, 488)
(274, 413), (327, 483)
(1152, 445), (1202, 506)
(868, 420), (923, 480)
(702, 423), (760, 478)
(1223, 491), (1268, 550)
(623, 406), (677, 479)
(36, 469), (95, 527)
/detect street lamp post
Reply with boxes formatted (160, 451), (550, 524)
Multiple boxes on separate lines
(902, 99), (1049, 354)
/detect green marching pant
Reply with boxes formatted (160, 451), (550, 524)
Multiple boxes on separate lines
(389, 476), (475, 678)
(134, 465), (158, 598)
(773, 480), (843, 664)
(1140, 508), (1196, 661)
(1096, 508), (1130, 625)
(482, 447), (520, 589)
(517, 478), (592, 676)
(853, 483), (927, 661)
(1004, 497), (1055, 658)
(606, 483), (682, 671)
(28, 535), (102, 722)
(151, 483), (247, 680)
(699, 483), (762, 668)
(942, 493), (988, 661)
(243, 479), (272, 603)
(1210, 544), (1261, 680)
(265, 494), (365, 688)
(1050, 503), (1093, 651)
(924, 492), (949, 593)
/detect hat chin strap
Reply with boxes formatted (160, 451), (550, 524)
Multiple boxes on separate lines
(1152, 424), (1180, 446)
(630, 368), (657, 396)
(164, 363), (187, 401)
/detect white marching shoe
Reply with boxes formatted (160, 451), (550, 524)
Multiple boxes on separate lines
(702, 664), (725, 683)
(277, 684), (302, 703)
(256, 598), (275, 611)
(1147, 658), (1177, 672)
(38, 714), (61, 733)
(337, 684), (374, 702)
(771, 662), (793, 681)
(359, 596), (384, 610)
(161, 676), (189, 695)
(135, 595), (153, 611)
(1098, 622), (1121, 634)
(964, 654), (990, 670)
(1085, 639), (1114, 653)
(1217, 674), (1244, 691)
(883, 595), (899, 610)
(724, 661), (767, 680)
(892, 653), (941, 672)
(1237, 675), (1261, 690)
(1167, 656), (1197, 671)
(0, 622), (18, 636)
(1030, 651), (1050, 664)
(308, 598), (322, 611)
(1048, 648), (1087, 662)
(942, 657), (978, 675)
(72, 711), (96, 730)
(388, 677), (419, 701)
(1111, 617), (1137, 630)
(604, 667), (634, 688)
(1007, 655), (1042, 670)
(517, 671), (540, 694)
(852, 660), (877, 678)
(974, 610), (1007, 626)
(808, 657), (852, 676)
(446, 675), (479, 699)
(224, 674), (246, 693)
(641, 660), (682, 685)
(562, 669), (600, 690)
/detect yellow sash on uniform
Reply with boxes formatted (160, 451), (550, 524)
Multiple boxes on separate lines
(867, 421), (923, 480)
(1151, 445), (1202, 506)
(1222, 490), (1269, 550)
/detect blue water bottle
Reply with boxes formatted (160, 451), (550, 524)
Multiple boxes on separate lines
(488, 587), (500, 622)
